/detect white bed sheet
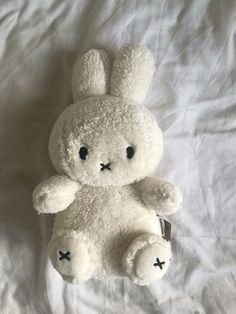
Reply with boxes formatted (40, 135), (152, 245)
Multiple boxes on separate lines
(0, 0), (235, 313)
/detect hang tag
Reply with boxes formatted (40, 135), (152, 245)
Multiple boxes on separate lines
(158, 216), (171, 241)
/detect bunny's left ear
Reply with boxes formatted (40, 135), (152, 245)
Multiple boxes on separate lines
(109, 44), (155, 104)
(72, 49), (111, 102)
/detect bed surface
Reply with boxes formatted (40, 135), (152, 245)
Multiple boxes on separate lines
(0, 0), (235, 313)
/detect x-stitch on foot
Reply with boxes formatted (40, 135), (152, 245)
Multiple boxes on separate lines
(122, 233), (171, 285)
(48, 231), (97, 283)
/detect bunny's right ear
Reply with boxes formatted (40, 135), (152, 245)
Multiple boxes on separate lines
(72, 49), (111, 102)
(109, 44), (155, 104)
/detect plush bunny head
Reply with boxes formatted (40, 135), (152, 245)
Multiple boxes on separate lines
(49, 44), (163, 187)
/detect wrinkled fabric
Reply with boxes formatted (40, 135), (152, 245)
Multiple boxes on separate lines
(0, 0), (235, 313)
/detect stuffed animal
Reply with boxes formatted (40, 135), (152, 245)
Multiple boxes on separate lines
(33, 44), (182, 286)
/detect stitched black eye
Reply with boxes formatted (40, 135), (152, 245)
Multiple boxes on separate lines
(126, 146), (135, 159)
(79, 147), (88, 160)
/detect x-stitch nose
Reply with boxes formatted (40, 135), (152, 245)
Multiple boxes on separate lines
(100, 163), (111, 171)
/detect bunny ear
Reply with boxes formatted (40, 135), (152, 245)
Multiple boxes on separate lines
(72, 49), (111, 102)
(109, 44), (155, 104)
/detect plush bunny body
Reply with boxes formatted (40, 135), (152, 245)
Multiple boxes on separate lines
(33, 45), (182, 285)
(53, 184), (163, 282)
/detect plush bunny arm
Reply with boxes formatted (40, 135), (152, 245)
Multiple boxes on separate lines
(33, 175), (81, 214)
(135, 177), (182, 215)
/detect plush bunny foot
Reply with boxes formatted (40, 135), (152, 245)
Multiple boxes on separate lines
(48, 231), (96, 283)
(122, 233), (171, 285)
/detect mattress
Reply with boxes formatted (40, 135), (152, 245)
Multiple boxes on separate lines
(0, 0), (235, 313)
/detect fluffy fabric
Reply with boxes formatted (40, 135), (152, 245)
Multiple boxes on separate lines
(48, 96), (163, 187)
(110, 44), (155, 103)
(136, 177), (183, 215)
(49, 230), (97, 283)
(33, 175), (80, 214)
(72, 49), (110, 102)
(122, 233), (171, 286)
(32, 44), (182, 285)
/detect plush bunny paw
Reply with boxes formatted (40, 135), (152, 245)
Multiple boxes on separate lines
(48, 231), (96, 283)
(122, 233), (171, 285)
(159, 184), (183, 215)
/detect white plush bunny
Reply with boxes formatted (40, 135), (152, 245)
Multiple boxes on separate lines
(33, 44), (182, 285)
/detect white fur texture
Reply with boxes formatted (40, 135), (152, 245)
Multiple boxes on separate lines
(72, 49), (110, 102)
(136, 177), (183, 215)
(32, 44), (182, 285)
(33, 175), (80, 213)
(48, 96), (163, 187)
(49, 230), (97, 283)
(110, 44), (155, 103)
(122, 233), (171, 285)
(52, 184), (165, 284)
